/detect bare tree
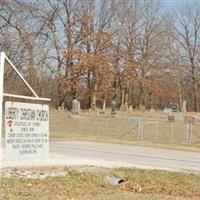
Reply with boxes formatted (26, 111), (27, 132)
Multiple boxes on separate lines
(174, 4), (200, 111)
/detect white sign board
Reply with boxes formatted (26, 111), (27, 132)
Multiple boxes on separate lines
(5, 102), (49, 164)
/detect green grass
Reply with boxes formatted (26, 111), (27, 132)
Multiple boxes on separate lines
(2, 167), (200, 200)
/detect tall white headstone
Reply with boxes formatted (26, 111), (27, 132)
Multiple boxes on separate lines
(72, 99), (80, 115)
(182, 100), (187, 112)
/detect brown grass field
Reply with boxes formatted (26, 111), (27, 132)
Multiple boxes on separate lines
(1, 110), (200, 200)
(1, 166), (200, 200)
(49, 110), (200, 151)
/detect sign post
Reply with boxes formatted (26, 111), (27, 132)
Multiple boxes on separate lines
(0, 52), (50, 168)
(184, 116), (195, 145)
(0, 52), (5, 170)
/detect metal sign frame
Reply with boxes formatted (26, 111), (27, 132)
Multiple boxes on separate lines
(0, 51), (51, 169)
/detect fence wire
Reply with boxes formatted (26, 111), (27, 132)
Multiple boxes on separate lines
(49, 111), (200, 146)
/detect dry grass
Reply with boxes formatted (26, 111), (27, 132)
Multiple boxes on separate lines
(49, 110), (200, 151)
(1, 166), (200, 200)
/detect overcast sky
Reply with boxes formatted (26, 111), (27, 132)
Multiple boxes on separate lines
(161, 0), (199, 11)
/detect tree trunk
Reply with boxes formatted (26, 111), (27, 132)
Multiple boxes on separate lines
(58, 84), (64, 108)
(125, 80), (129, 110)
(92, 93), (96, 108)
(121, 88), (125, 106)
(103, 96), (106, 111)
(178, 79), (183, 111)
(138, 83), (143, 107)
(192, 64), (199, 112)
(193, 78), (198, 112)
(91, 81), (97, 109)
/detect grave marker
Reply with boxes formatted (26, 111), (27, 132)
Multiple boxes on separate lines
(149, 108), (155, 118)
(72, 99), (80, 115)
(168, 115), (175, 122)
(111, 99), (117, 115)
(163, 108), (172, 117)
(182, 100), (187, 112)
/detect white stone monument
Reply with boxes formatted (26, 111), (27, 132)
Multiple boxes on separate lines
(182, 100), (187, 112)
(72, 99), (80, 115)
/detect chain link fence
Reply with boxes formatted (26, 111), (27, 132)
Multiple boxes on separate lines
(49, 111), (200, 147)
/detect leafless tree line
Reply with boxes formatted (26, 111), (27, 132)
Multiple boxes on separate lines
(0, 0), (200, 111)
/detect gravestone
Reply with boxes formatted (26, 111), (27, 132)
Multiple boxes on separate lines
(194, 113), (200, 122)
(168, 103), (178, 112)
(61, 101), (65, 111)
(163, 108), (172, 118)
(149, 108), (155, 118)
(129, 105), (133, 113)
(58, 102), (65, 112)
(182, 100), (187, 112)
(72, 99), (80, 115)
(168, 115), (175, 122)
(111, 99), (117, 115)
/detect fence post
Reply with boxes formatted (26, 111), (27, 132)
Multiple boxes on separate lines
(138, 120), (141, 141)
(187, 123), (192, 145)
(170, 122), (174, 143)
(141, 121), (143, 142)
(155, 122), (159, 142)
(137, 119), (143, 142)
